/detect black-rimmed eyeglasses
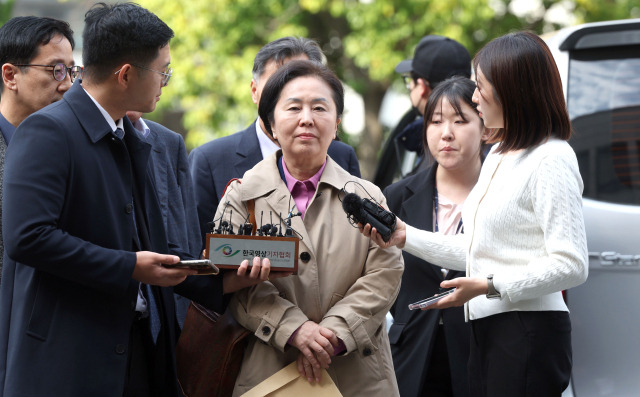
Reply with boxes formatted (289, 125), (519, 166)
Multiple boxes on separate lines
(115, 64), (172, 87)
(13, 63), (83, 82)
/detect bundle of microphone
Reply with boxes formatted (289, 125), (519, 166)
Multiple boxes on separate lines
(205, 203), (302, 273)
(341, 191), (397, 242)
(208, 204), (301, 238)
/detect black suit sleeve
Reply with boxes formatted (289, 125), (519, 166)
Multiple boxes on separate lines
(346, 145), (361, 178)
(3, 112), (137, 296)
(328, 140), (361, 178)
(188, 147), (220, 249)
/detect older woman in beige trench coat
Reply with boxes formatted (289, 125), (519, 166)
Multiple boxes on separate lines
(215, 60), (404, 397)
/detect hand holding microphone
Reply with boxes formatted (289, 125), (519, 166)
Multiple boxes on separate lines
(362, 215), (407, 249)
(341, 192), (397, 242)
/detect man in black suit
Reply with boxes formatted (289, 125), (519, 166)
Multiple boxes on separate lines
(127, 111), (200, 327)
(0, 4), (270, 396)
(189, 37), (361, 249)
(0, 16), (77, 285)
(128, 112), (201, 261)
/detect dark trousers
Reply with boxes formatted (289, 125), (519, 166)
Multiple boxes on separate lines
(422, 324), (458, 396)
(123, 316), (154, 397)
(468, 311), (572, 397)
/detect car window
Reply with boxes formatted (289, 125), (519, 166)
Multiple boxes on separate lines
(567, 46), (640, 205)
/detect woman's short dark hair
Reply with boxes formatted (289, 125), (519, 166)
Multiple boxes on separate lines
(258, 60), (344, 137)
(473, 31), (571, 153)
(422, 76), (483, 155)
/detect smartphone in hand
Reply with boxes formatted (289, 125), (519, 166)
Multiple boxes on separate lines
(408, 288), (456, 310)
(163, 259), (219, 275)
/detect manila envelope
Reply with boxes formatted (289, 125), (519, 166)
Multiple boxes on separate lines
(241, 362), (342, 397)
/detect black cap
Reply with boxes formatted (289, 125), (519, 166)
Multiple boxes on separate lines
(395, 35), (471, 88)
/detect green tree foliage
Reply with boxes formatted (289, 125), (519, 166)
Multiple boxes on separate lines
(575, 0), (640, 21)
(138, 0), (639, 177)
(0, 0), (14, 24)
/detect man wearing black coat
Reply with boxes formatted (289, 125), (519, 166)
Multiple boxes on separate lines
(0, 16), (77, 285)
(0, 4), (269, 396)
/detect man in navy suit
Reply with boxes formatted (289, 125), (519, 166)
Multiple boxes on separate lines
(0, 4), (271, 396)
(189, 37), (361, 249)
(128, 111), (199, 327)
(0, 16), (77, 285)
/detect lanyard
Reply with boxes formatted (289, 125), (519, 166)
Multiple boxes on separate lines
(434, 187), (464, 234)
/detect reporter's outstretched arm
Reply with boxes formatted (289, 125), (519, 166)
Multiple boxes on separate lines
(359, 217), (407, 249)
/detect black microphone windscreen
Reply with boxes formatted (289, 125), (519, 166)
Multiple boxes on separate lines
(342, 193), (362, 215)
(341, 190), (395, 242)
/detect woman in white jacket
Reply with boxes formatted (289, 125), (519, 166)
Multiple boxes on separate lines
(363, 31), (588, 397)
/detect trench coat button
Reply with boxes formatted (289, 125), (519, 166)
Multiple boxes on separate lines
(363, 347), (372, 356)
(125, 203), (133, 214)
(115, 344), (126, 355)
(300, 252), (311, 263)
(261, 326), (271, 336)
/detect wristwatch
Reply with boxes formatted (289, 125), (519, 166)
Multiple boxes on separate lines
(486, 274), (501, 299)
